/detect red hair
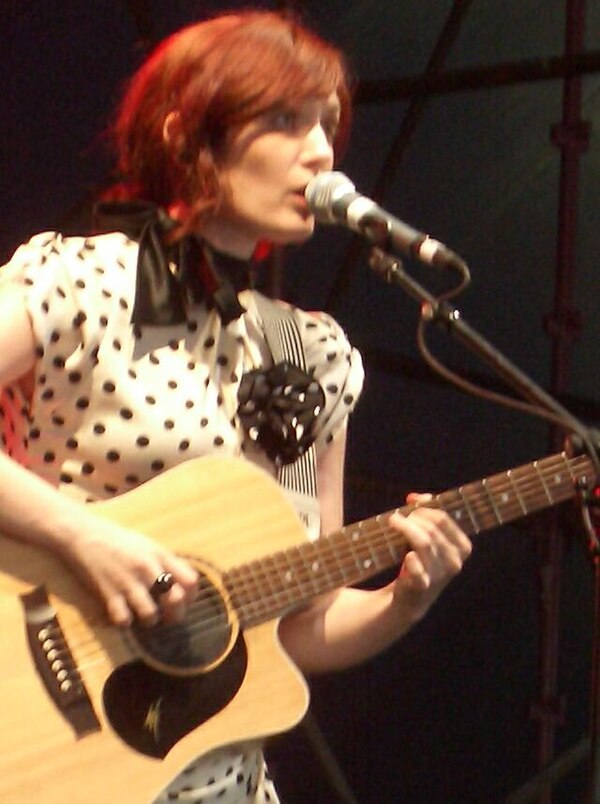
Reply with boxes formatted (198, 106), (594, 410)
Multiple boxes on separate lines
(106, 10), (352, 236)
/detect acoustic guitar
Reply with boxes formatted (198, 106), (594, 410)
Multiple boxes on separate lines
(0, 451), (595, 802)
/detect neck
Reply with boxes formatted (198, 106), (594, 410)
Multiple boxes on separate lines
(199, 220), (257, 261)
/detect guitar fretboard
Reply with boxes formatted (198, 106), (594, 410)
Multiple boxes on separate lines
(225, 451), (595, 627)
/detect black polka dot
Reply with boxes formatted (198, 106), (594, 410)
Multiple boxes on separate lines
(167, 380), (178, 389)
(41, 388), (54, 401)
(149, 353), (160, 365)
(38, 373), (47, 385)
(52, 356), (65, 369)
(68, 371), (82, 384)
(72, 311), (87, 328)
(120, 408), (133, 420)
(119, 298), (129, 310)
(56, 286), (66, 299)
(104, 484), (118, 494)
(60, 473), (73, 484)
(41, 301), (49, 314)
(43, 451), (55, 463)
(214, 436), (224, 446)
(52, 415), (64, 426)
(103, 381), (116, 393)
(326, 384), (338, 394)
(164, 420), (175, 430)
(204, 336), (215, 349)
(99, 316), (108, 328)
(112, 339), (122, 351)
(136, 435), (150, 447)
(217, 354), (228, 367)
(75, 279), (86, 290)
(65, 437), (78, 449)
(81, 462), (95, 475)
(178, 439), (190, 451)
(168, 340), (179, 351)
(50, 330), (60, 343)
(186, 361), (196, 371)
(93, 423), (106, 435)
(185, 400), (194, 409)
(106, 450), (120, 462)
(326, 352), (337, 362)
(186, 320), (198, 332)
(344, 394), (354, 405)
(76, 397), (90, 409)
(128, 369), (137, 379)
(102, 289), (112, 299)
(125, 474), (139, 485)
(145, 395), (156, 405)
(200, 417), (208, 427)
(151, 460), (164, 471)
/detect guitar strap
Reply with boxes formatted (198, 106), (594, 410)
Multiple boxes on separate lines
(253, 293), (321, 541)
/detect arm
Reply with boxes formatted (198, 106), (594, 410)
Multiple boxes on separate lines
(0, 285), (198, 627)
(278, 427), (472, 674)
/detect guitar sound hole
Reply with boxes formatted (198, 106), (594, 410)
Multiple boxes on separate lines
(131, 570), (233, 673)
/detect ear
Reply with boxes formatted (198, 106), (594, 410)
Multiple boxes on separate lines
(163, 110), (183, 147)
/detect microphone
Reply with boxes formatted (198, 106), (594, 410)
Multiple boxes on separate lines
(305, 171), (468, 273)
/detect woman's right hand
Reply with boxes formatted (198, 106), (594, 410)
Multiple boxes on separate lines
(56, 515), (200, 628)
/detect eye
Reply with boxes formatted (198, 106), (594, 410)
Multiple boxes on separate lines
(269, 108), (299, 132)
(322, 114), (340, 144)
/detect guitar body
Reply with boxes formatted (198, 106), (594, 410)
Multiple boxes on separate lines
(0, 457), (310, 803)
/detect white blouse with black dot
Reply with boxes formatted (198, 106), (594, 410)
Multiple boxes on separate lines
(0, 230), (364, 803)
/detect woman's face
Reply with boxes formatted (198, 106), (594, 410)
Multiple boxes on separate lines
(202, 93), (341, 257)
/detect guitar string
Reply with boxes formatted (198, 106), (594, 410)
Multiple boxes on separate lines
(60, 453), (593, 670)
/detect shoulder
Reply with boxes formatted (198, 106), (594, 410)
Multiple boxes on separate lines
(2, 230), (138, 302)
(289, 304), (364, 446)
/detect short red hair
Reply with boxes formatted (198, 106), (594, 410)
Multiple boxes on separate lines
(107, 11), (352, 235)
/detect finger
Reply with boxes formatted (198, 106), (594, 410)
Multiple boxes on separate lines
(158, 584), (188, 624)
(406, 491), (433, 504)
(126, 581), (161, 627)
(105, 591), (135, 628)
(399, 551), (430, 591)
(162, 556), (200, 604)
(407, 507), (473, 558)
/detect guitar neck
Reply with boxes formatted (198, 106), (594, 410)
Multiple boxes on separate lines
(225, 451), (596, 627)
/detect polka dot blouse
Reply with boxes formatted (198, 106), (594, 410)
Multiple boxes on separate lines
(0, 230), (364, 803)
(0, 231), (364, 505)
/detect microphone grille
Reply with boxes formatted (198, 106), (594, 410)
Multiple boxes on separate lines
(305, 171), (355, 223)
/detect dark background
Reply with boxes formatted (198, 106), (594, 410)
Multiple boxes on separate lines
(2, 2), (599, 802)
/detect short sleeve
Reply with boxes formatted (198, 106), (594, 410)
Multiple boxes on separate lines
(293, 308), (364, 452)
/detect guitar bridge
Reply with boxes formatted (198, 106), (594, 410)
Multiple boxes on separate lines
(21, 585), (100, 738)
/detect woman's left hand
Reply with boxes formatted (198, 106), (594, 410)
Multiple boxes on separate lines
(389, 493), (472, 623)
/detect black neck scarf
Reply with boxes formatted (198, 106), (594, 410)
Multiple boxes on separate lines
(93, 200), (253, 327)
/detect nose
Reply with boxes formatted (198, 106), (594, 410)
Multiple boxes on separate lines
(304, 122), (334, 171)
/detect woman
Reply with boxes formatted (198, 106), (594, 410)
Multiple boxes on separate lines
(0, 10), (471, 802)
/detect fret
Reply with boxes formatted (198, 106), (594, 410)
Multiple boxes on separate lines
(327, 529), (355, 585)
(378, 513), (404, 565)
(438, 489), (468, 528)
(482, 478), (503, 525)
(506, 468), (528, 516)
(485, 474), (517, 522)
(261, 552), (296, 611)
(533, 460), (554, 504)
(457, 486), (480, 533)
(291, 543), (324, 596)
(559, 451), (578, 485)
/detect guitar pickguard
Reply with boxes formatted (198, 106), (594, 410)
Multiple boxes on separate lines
(103, 635), (248, 758)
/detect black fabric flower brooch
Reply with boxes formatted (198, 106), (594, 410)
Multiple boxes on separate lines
(237, 361), (325, 465)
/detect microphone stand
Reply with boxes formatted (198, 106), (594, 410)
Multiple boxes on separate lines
(369, 247), (600, 801)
